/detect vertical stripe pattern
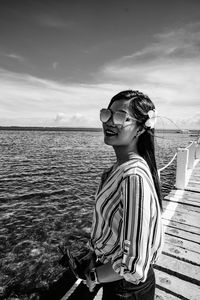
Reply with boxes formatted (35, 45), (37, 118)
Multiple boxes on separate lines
(90, 157), (163, 284)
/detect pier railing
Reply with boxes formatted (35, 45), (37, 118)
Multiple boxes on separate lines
(158, 137), (200, 190)
(175, 139), (200, 189)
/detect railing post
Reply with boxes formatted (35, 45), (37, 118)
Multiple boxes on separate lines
(196, 140), (200, 159)
(187, 141), (196, 169)
(175, 148), (189, 189)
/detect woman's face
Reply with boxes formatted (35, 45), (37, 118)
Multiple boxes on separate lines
(102, 99), (140, 146)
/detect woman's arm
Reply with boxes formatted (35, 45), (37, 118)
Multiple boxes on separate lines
(111, 174), (153, 284)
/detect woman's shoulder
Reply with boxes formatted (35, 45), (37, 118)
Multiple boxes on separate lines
(122, 156), (150, 179)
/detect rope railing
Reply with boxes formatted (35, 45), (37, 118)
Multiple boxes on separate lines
(158, 152), (177, 174)
(186, 141), (194, 149)
(158, 139), (200, 177)
(158, 135), (200, 176)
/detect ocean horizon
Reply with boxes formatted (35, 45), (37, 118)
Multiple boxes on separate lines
(0, 126), (199, 133)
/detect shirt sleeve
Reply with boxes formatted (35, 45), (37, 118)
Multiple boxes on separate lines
(111, 174), (153, 284)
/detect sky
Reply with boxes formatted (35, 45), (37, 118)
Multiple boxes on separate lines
(0, 0), (200, 129)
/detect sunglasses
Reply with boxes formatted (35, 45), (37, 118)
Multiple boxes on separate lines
(100, 108), (137, 126)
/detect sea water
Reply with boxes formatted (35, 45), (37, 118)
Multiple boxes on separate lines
(0, 130), (193, 299)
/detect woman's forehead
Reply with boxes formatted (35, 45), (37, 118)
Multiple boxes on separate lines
(109, 99), (132, 112)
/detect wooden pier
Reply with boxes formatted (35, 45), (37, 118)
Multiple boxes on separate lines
(59, 140), (200, 300)
(154, 159), (200, 300)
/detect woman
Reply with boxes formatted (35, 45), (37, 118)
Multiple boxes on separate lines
(84, 90), (163, 299)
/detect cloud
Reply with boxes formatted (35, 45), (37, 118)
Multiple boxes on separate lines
(177, 113), (200, 130)
(52, 62), (59, 70)
(0, 68), (119, 126)
(0, 51), (25, 62)
(35, 14), (76, 29)
(98, 22), (200, 121)
(0, 23), (200, 128)
(6, 53), (25, 62)
(115, 22), (200, 65)
(68, 113), (89, 126)
(55, 113), (66, 122)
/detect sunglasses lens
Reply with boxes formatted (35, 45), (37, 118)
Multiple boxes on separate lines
(100, 109), (111, 123)
(113, 112), (126, 125)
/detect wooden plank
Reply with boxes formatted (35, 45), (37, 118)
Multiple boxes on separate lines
(155, 289), (181, 300)
(189, 179), (200, 185)
(155, 253), (200, 282)
(188, 174), (200, 179)
(163, 196), (200, 207)
(162, 218), (200, 235)
(188, 174), (200, 180)
(93, 284), (187, 300)
(94, 288), (103, 300)
(186, 186), (200, 193)
(155, 269), (200, 300)
(166, 191), (200, 202)
(93, 283), (190, 300)
(164, 196), (200, 208)
(165, 195), (200, 203)
(163, 200), (200, 214)
(189, 169), (200, 175)
(189, 170), (200, 176)
(191, 167), (200, 173)
(186, 163), (200, 192)
(163, 209), (200, 228)
(164, 234), (200, 253)
(164, 193), (200, 203)
(190, 171), (200, 177)
(164, 225), (200, 244)
(189, 178), (200, 183)
(186, 185), (200, 191)
(188, 179), (200, 184)
(189, 176), (200, 185)
(162, 242), (200, 265)
(167, 189), (200, 200)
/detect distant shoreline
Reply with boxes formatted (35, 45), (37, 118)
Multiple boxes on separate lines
(0, 126), (199, 134)
(0, 126), (102, 132)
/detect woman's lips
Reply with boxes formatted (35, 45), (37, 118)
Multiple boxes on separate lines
(104, 128), (118, 136)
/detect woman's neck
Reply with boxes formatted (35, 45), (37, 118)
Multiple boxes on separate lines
(113, 144), (140, 165)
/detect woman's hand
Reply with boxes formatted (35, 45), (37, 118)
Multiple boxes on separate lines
(85, 273), (96, 292)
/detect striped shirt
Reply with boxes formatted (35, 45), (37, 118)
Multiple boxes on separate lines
(89, 156), (164, 284)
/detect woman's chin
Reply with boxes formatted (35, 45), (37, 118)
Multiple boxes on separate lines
(104, 135), (118, 145)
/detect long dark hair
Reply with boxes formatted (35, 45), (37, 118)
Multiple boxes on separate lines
(109, 90), (162, 210)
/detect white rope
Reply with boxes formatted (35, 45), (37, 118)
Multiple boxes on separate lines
(158, 152), (177, 173)
(186, 141), (194, 149)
